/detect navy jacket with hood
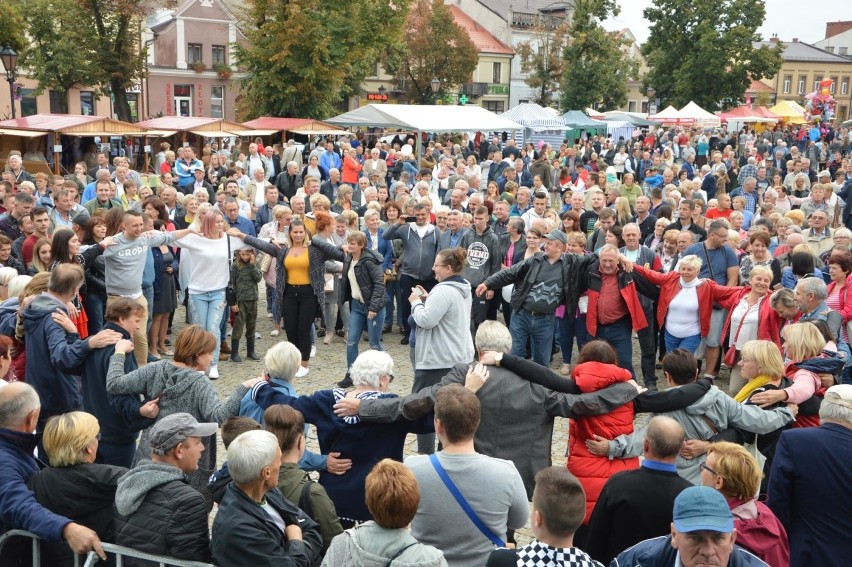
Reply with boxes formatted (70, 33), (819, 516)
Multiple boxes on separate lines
(23, 293), (94, 419)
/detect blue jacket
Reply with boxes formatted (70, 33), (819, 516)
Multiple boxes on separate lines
(611, 535), (768, 567)
(226, 214), (257, 238)
(364, 227), (392, 270)
(81, 322), (156, 446)
(239, 378), (327, 472)
(0, 297), (19, 336)
(0, 429), (69, 542)
(23, 294), (94, 419)
(767, 423), (852, 567)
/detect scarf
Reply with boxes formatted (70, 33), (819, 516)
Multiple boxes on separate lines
(679, 277), (700, 289)
(735, 375), (775, 403)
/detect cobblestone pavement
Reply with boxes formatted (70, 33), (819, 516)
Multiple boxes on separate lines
(181, 293), (730, 546)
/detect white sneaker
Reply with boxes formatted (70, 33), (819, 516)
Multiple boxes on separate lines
(208, 366), (219, 380)
(255, 332), (261, 339)
(270, 329), (280, 337)
(266, 313), (273, 319)
(310, 345), (317, 358)
(226, 329), (232, 337)
(295, 366), (309, 378)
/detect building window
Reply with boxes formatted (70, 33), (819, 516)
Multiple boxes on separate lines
(49, 90), (68, 113)
(211, 86), (224, 118)
(830, 76), (838, 93)
(484, 100), (505, 113)
(19, 89), (37, 117)
(842, 77), (849, 95)
(126, 93), (139, 122)
(174, 84), (193, 117)
(641, 100), (649, 113)
(187, 43), (202, 64)
(80, 91), (95, 115)
(783, 75), (791, 94)
(492, 62), (502, 84)
(798, 76), (806, 94)
(628, 100), (637, 112)
(212, 45), (226, 66)
(840, 105), (848, 121)
(813, 76), (822, 92)
(840, 47), (848, 56)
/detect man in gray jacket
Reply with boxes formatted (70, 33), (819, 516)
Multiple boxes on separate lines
(459, 205), (502, 332)
(383, 202), (439, 344)
(587, 349), (796, 484)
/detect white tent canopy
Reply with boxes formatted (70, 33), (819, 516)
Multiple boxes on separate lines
(648, 105), (694, 126)
(325, 104), (524, 132)
(500, 103), (569, 131)
(679, 101), (721, 127)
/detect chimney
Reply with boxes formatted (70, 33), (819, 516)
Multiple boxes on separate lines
(769, 34), (779, 43)
(792, 37), (799, 43)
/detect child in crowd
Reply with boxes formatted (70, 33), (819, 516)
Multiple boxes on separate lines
(229, 248), (262, 362)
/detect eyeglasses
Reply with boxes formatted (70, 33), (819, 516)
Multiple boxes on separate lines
(700, 463), (719, 477)
(713, 232), (728, 239)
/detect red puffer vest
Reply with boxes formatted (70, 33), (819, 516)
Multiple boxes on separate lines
(567, 361), (639, 523)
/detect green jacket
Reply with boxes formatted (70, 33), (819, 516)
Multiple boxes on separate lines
(277, 462), (343, 553)
(230, 261), (262, 301)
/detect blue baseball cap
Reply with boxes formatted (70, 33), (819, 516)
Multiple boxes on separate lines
(673, 486), (734, 533)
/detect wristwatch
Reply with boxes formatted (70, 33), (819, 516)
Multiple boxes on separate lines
(494, 353), (503, 367)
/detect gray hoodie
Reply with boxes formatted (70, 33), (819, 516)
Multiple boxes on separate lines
(383, 222), (439, 281)
(321, 522), (447, 567)
(607, 385), (795, 484)
(411, 277), (474, 370)
(115, 461), (186, 516)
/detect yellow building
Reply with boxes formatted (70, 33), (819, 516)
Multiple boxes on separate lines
(756, 37), (852, 122)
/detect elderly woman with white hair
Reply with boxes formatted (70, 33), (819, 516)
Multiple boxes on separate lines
(211, 430), (324, 566)
(248, 349), (433, 527)
(629, 254), (741, 355)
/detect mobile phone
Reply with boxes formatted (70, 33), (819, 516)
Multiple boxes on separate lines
(406, 216), (417, 222)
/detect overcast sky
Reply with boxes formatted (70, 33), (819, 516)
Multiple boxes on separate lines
(602, 0), (850, 45)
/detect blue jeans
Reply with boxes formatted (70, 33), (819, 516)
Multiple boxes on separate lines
(265, 284), (280, 324)
(510, 309), (555, 367)
(84, 293), (106, 336)
(559, 313), (589, 365)
(143, 285), (154, 334)
(595, 318), (635, 377)
(665, 330), (703, 354)
(189, 289), (226, 366)
(347, 300), (385, 368)
(384, 279), (402, 328)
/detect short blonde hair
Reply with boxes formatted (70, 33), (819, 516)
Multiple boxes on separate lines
(264, 341), (301, 380)
(42, 411), (99, 467)
(474, 321), (512, 353)
(706, 441), (762, 500)
(782, 322), (826, 362)
(678, 254), (703, 271)
(747, 265), (773, 284)
(739, 339), (785, 380)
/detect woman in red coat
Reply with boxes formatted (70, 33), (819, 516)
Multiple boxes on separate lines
(341, 145), (362, 185)
(567, 340), (638, 534)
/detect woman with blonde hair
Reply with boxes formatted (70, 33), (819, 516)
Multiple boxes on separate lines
(332, 184), (355, 214)
(28, 411), (127, 567)
(258, 205), (293, 337)
(615, 196), (632, 228)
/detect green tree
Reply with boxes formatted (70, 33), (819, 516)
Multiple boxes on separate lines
(642, 0), (783, 110)
(0, 2), (26, 53)
(236, 0), (411, 119)
(515, 21), (569, 106)
(388, 0), (478, 104)
(559, 0), (638, 111)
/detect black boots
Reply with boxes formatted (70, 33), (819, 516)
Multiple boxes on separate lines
(230, 339), (242, 363)
(337, 372), (353, 388)
(246, 337), (260, 361)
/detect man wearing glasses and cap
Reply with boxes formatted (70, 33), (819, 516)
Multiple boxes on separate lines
(114, 413), (218, 564)
(611, 485), (768, 566)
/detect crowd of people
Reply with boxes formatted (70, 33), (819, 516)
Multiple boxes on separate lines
(1, 123), (852, 567)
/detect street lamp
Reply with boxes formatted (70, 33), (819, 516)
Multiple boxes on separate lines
(378, 84), (386, 97)
(646, 86), (658, 115)
(0, 46), (18, 119)
(430, 77), (441, 93)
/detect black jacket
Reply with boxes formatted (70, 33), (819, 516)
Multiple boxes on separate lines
(85, 255), (106, 298)
(275, 172), (303, 202)
(211, 482), (323, 567)
(114, 462), (211, 566)
(29, 463), (127, 567)
(313, 240), (386, 313)
(0, 255), (26, 276)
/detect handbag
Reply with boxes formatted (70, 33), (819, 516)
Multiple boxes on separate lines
(324, 273), (335, 292)
(225, 236), (237, 306)
(724, 301), (755, 367)
(429, 454), (505, 548)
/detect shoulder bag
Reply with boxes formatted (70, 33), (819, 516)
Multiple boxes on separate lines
(429, 454), (505, 548)
(226, 236), (237, 306)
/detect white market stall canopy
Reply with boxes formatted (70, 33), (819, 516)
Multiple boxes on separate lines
(325, 104), (524, 132)
(500, 103), (569, 131)
(678, 101), (721, 127)
(648, 105), (694, 126)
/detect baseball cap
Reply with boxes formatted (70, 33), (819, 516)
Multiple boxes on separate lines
(817, 170), (831, 178)
(72, 210), (91, 227)
(149, 413), (218, 456)
(825, 384), (852, 409)
(544, 229), (567, 244)
(673, 486), (734, 533)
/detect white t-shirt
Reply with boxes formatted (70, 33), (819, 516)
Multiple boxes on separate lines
(667, 283), (700, 338)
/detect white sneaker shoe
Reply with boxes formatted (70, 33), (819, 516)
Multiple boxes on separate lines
(270, 329), (280, 337)
(208, 366), (219, 380)
(267, 313), (273, 319)
(295, 366), (309, 378)
(310, 345), (317, 358)
(226, 329), (232, 337)
(255, 332), (261, 339)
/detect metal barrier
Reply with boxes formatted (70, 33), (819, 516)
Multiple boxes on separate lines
(0, 530), (215, 567)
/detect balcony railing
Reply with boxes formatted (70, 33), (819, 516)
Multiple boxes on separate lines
(460, 82), (490, 97)
(511, 11), (565, 29)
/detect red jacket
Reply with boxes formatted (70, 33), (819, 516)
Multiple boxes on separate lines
(728, 497), (790, 567)
(567, 361), (638, 523)
(632, 264), (740, 337)
(585, 267), (648, 337)
(826, 280), (852, 324)
(718, 288), (785, 348)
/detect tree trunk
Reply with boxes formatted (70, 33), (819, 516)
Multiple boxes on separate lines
(56, 90), (69, 114)
(111, 80), (132, 122)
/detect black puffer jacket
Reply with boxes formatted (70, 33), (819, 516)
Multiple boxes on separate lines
(85, 255), (106, 298)
(28, 463), (127, 567)
(311, 238), (386, 313)
(113, 461), (211, 566)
